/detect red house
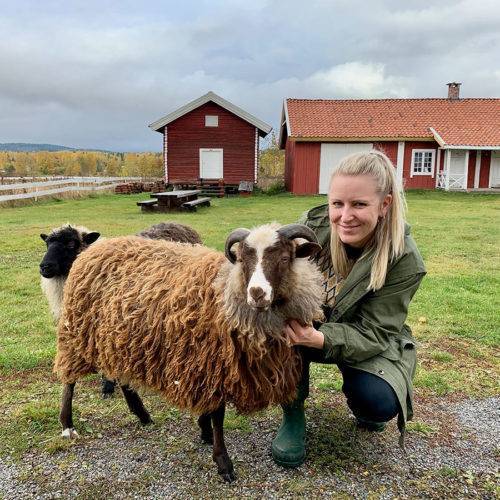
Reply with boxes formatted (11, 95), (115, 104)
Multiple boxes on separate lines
(149, 91), (272, 189)
(279, 83), (500, 194)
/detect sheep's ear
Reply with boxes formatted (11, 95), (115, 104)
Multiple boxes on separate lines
(83, 232), (100, 245)
(40, 233), (48, 242)
(295, 242), (321, 258)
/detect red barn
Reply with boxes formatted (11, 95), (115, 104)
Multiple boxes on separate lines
(279, 84), (500, 194)
(149, 91), (272, 189)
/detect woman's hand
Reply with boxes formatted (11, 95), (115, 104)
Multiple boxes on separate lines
(284, 319), (324, 349)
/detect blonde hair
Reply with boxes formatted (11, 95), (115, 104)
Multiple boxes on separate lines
(329, 150), (406, 291)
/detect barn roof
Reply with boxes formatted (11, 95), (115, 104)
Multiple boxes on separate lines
(149, 91), (272, 137)
(279, 98), (500, 149)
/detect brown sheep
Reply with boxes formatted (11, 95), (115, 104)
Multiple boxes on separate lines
(137, 221), (202, 244)
(55, 223), (324, 482)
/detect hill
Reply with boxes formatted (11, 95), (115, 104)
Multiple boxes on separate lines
(0, 143), (116, 153)
(0, 143), (77, 152)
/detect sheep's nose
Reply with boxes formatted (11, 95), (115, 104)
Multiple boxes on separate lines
(40, 263), (57, 277)
(249, 287), (265, 302)
(248, 287), (271, 310)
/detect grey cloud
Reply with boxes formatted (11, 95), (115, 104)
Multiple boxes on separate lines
(0, 0), (498, 150)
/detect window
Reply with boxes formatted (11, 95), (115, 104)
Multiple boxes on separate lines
(411, 149), (435, 176)
(205, 115), (218, 127)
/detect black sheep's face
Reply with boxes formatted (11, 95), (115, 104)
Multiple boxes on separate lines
(39, 227), (99, 278)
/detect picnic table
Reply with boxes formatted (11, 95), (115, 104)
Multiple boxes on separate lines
(136, 189), (211, 212)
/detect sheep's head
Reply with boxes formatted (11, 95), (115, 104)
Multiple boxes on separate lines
(225, 223), (321, 311)
(39, 225), (100, 278)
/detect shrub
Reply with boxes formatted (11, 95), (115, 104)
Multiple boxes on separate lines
(264, 181), (286, 196)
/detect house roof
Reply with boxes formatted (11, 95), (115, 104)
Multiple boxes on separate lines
(280, 98), (500, 149)
(149, 91), (272, 137)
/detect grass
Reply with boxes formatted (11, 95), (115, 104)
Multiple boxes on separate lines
(0, 190), (499, 460)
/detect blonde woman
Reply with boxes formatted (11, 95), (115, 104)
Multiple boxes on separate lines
(272, 151), (426, 467)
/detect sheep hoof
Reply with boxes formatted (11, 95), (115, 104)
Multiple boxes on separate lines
(102, 392), (114, 400)
(200, 432), (213, 444)
(61, 428), (79, 439)
(221, 471), (236, 483)
(215, 454), (235, 482)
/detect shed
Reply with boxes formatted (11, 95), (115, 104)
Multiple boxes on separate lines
(149, 92), (272, 190)
(279, 84), (500, 193)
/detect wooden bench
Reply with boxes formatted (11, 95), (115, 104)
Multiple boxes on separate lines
(136, 199), (158, 212)
(181, 197), (211, 212)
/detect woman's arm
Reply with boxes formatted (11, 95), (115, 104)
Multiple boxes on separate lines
(287, 272), (424, 364)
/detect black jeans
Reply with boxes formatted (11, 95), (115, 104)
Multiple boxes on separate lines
(299, 347), (400, 423)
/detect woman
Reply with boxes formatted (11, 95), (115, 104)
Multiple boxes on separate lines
(272, 151), (426, 467)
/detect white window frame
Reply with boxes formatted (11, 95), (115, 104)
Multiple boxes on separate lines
(411, 149), (435, 177)
(205, 115), (218, 127)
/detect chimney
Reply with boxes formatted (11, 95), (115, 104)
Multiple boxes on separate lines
(447, 82), (461, 100)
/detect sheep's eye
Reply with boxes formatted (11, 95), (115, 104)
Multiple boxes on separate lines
(67, 241), (76, 249)
(281, 256), (290, 263)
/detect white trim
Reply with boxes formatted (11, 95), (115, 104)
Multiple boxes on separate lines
(254, 127), (259, 183)
(396, 141), (405, 187)
(278, 99), (291, 149)
(164, 127), (168, 183)
(199, 148), (223, 179)
(149, 91), (272, 136)
(474, 151), (481, 188)
(429, 127), (446, 147)
(435, 148), (442, 187)
(445, 150), (451, 190)
(205, 115), (218, 127)
(441, 145), (500, 150)
(410, 149), (435, 177)
(464, 150), (470, 188)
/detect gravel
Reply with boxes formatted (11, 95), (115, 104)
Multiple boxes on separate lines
(0, 396), (498, 499)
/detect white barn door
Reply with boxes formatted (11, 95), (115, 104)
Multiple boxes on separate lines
(199, 148), (223, 179)
(490, 151), (500, 188)
(319, 143), (373, 194)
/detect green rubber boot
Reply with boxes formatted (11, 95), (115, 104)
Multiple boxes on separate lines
(272, 360), (310, 468)
(271, 399), (306, 467)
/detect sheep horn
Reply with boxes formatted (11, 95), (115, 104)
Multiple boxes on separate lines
(277, 224), (318, 243)
(225, 228), (251, 264)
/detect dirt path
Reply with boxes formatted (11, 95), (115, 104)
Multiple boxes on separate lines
(0, 396), (498, 499)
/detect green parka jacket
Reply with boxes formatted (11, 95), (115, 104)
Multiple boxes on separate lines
(299, 204), (426, 429)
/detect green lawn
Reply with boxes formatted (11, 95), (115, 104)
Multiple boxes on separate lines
(0, 189), (498, 495)
(0, 192), (500, 394)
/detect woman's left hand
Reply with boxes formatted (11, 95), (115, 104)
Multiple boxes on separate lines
(284, 319), (324, 349)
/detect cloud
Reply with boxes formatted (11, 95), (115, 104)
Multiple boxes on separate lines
(0, 0), (498, 150)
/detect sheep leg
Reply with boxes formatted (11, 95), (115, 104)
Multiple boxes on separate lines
(60, 382), (79, 438)
(101, 375), (116, 398)
(197, 413), (213, 444)
(210, 403), (235, 482)
(120, 385), (153, 425)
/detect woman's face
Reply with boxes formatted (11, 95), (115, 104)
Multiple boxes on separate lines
(328, 174), (392, 248)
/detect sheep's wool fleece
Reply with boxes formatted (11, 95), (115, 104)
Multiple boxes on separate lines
(41, 276), (65, 321)
(55, 236), (324, 414)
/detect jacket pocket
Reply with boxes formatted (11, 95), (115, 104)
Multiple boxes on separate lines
(400, 337), (416, 350)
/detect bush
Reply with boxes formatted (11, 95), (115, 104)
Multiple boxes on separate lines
(263, 181), (286, 195)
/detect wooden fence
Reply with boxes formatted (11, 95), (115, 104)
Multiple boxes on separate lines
(0, 177), (142, 203)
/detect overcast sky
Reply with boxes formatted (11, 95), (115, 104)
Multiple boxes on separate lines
(0, 0), (499, 151)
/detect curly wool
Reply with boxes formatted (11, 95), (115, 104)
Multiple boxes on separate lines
(55, 236), (324, 415)
(137, 222), (202, 244)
